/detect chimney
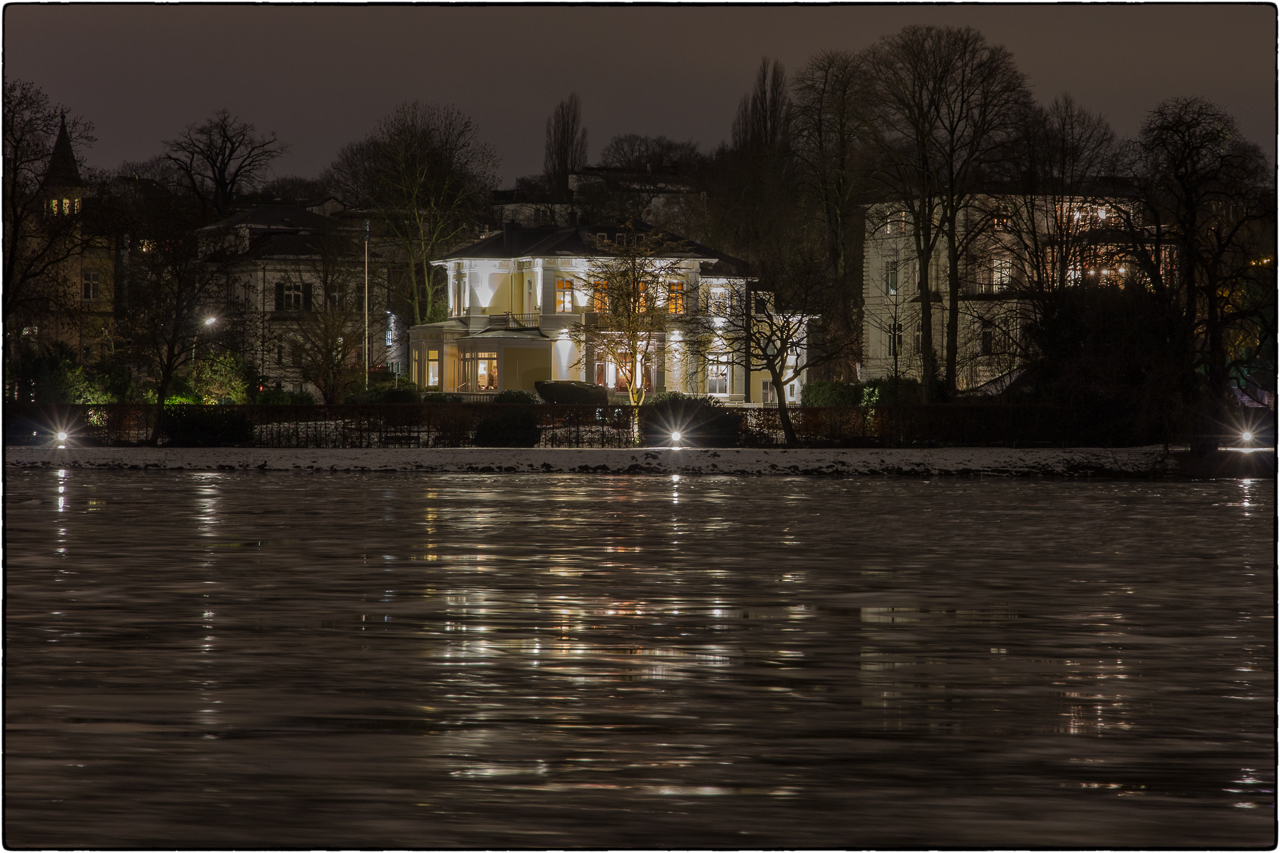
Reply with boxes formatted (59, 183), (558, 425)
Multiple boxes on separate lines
(503, 219), (517, 251)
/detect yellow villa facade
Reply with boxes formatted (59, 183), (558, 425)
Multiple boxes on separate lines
(408, 222), (799, 404)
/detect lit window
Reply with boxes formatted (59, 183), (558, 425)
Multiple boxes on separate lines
(884, 261), (898, 296)
(709, 287), (729, 316)
(463, 351), (498, 391)
(556, 279), (574, 313)
(428, 349), (441, 388)
(668, 280), (686, 314)
(992, 259), (1012, 291)
(592, 280), (608, 313)
(707, 352), (731, 395)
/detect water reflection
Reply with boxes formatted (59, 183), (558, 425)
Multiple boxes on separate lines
(4, 471), (1273, 849)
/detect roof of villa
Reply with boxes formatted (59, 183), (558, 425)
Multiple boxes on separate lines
(441, 222), (748, 276)
(200, 204), (347, 234)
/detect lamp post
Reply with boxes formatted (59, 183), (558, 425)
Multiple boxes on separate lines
(364, 219), (370, 389)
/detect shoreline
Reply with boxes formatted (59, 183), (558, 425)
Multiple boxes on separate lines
(6, 445), (1272, 477)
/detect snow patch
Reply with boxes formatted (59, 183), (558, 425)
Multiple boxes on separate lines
(5, 446), (1183, 476)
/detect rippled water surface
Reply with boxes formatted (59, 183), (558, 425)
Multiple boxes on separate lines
(5, 470), (1274, 849)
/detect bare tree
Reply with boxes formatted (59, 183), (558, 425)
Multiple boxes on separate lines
(792, 49), (875, 361)
(710, 58), (795, 267)
(3, 80), (96, 373)
(706, 236), (856, 446)
(732, 58), (790, 156)
(324, 102), (498, 327)
(1115, 97), (1274, 440)
(163, 109), (287, 217)
(598, 134), (701, 173)
(274, 240), (373, 403)
(866, 26), (1030, 398)
(115, 195), (241, 415)
(982, 95), (1121, 303)
(543, 93), (588, 204)
(568, 223), (697, 407)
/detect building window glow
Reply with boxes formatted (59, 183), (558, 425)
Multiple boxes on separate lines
(461, 350), (498, 391)
(668, 280), (686, 314)
(707, 352), (731, 395)
(556, 279), (574, 313)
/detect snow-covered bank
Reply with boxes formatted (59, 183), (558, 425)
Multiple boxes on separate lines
(3, 445), (1231, 477)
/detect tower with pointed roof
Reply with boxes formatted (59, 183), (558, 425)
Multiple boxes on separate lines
(42, 114), (84, 217)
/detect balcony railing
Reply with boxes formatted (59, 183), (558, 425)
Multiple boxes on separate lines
(486, 312), (541, 330)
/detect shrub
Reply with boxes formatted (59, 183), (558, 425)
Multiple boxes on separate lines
(344, 380), (419, 404)
(423, 392), (464, 404)
(800, 380), (863, 408)
(639, 395), (742, 447)
(535, 380), (608, 405)
(493, 389), (541, 405)
(380, 387), (421, 404)
(159, 405), (253, 447)
(192, 352), (249, 404)
(258, 388), (315, 405)
(474, 407), (542, 447)
(860, 377), (922, 406)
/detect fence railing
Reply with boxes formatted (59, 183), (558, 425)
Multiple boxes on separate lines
(8, 402), (1257, 450)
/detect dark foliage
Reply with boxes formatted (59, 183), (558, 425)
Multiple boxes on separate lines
(258, 388), (316, 405)
(535, 380), (608, 405)
(492, 389), (541, 405)
(473, 406), (542, 447)
(639, 394), (742, 447)
(158, 405), (253, 447)
(1025, 286), (1188, 444)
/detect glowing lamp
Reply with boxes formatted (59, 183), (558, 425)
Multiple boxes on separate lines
(1242, 431), (1253, 443)
(56, 431), (68, 441)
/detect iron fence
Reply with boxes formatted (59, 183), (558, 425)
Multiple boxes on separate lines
(6, 401), (1249, 450)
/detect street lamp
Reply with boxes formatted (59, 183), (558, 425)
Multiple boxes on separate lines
(204, 316), (217, 326)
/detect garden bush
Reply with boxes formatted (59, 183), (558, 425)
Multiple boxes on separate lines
(535, 380), (608, 405)
(258, 388), (316, 405)
(473, 407), (542, 447)
(343, 381), (417, 404)
(800, 380), (864, 408)
(639, 395), (742, 447)
(493, 389), (541, 405)
(423, 392), (464, 404)
(159, 405), (253, 447)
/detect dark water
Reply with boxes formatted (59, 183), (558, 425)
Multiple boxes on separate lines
(4, 470), (1274, 849)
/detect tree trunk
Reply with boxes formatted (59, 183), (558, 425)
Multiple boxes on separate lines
(917, 238), (934, 405)
(772, 374), (798, 447)
(149, 362), (176, 446)
(945, 227), (960, 397)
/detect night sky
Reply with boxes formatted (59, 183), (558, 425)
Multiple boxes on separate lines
(5, 3), (1276, 186)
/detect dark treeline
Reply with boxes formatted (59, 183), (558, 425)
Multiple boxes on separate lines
(5, 23), (1274, 446)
